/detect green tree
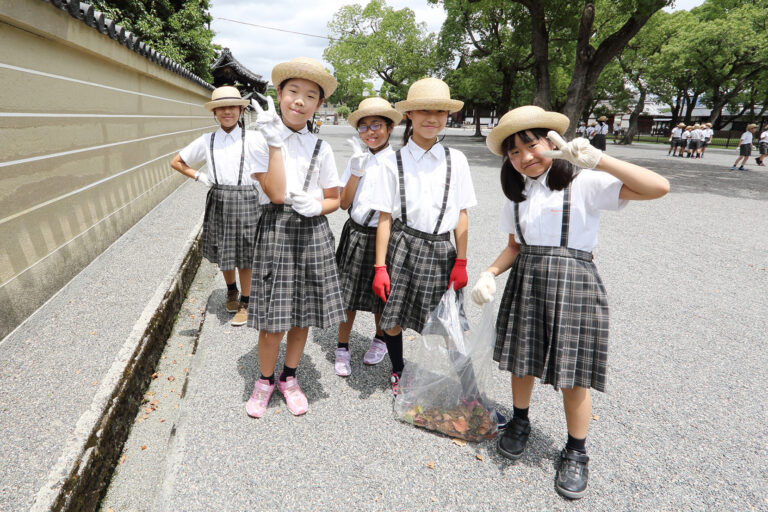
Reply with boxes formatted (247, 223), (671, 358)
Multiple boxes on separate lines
(336, 105), (352, 119)
(88, 0), (218, 81)
(324, 0), (448, 104)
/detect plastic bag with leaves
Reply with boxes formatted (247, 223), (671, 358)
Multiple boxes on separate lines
(395, 287), (499, 441)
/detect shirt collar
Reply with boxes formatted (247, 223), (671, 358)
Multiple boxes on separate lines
(216, 126), (241, 142)
(525, 167), (551, 190)
(369, 144), (393, 162)
(406, 138), (443, 162)
(279, 122), (309, 140)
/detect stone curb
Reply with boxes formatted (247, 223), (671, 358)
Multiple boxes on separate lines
(30, 217), (204, 512)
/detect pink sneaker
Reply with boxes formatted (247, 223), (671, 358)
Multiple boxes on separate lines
(277, 377), (308, 415)
(390, 372), (401, 397)
(246, 378), (275, 418)
(334, 348), (351, 377)
(363, 337), (388, 365)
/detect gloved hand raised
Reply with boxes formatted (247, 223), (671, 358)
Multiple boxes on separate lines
(251, 95), (284, 148)
(448, 258), (468, 290)
(290, 191), (323, 217)
(347, 137), (369, 177)
(471, 271), (496, 305)
(541, 131), (602, 169)
(194, 171), (212, 187)
(372, 265), (390, 302)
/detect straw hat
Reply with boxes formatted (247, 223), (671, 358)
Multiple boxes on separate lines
(347, 97), (403, 128)
(486, 105), (569, 156)
(204, 86), (249, 111)
(693, 124), (701, 129)
(394, 78), (463, 114)
(705, 122), (712, 127)
(589, 121), (597, 126)
(677, 122), (686, 128)
(747, 123), (758, 130)
(272, 57), (337, 97)
(598, 115), (608, 122)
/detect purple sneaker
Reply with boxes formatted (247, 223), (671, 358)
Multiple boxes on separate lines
(246, 378), (275, 418)
(277, 377), (308, 415)
(363, 337), (388, 365)
(334, 347), (351, 377)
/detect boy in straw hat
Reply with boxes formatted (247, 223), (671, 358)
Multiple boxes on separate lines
(731, 123), (758, 171)
(471, 105), (668, 498)
(669, 122), (685, 156)
(332, 97), (402, 376)
(367, 77), (477, 395)
(245, 57), (345, 418)
(700, 122), (714, 158)
(171, 86), (263, 327)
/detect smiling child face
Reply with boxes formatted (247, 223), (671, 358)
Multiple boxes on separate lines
(506, 131), (557, 179)
(277, 78), (324, 131)
(357, 115), (393, 151)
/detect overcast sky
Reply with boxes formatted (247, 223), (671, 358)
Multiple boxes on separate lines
(210, 0), (705, 85)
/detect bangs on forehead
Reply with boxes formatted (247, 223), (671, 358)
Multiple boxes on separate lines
(280, 78), (324, 98)
(501, 128), (550, 152)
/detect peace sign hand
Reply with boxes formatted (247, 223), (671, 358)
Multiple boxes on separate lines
(541, 130), (602, 169)
(251, 94), (284, 148)
(347, 137), (369, 177)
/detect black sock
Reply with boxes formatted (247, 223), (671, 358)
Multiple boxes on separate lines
(513, 406), (529, 421)
(383, 332), (404, 373)
(337, 342), (349, 350)
(226, 282), (238, 292)
(260, 373), (275, 385)
(279, 365), (297, 382)
(566, 434), (587, 454)
(239, 295), (249, 304)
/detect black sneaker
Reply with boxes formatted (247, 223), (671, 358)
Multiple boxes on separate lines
(555, 448), (590, 499)
(497, 417), (530, 460)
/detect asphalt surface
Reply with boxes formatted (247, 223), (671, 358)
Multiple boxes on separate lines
(96, 125), (768, 511)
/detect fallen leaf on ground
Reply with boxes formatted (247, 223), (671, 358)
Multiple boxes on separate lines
(275, 409), (281, 414)
(184, 368), (189, 373)
(426, 461), (435, 469)
(407, 335), (415, 341)
(119, 455), (126, 464)
(167, 376), (175, 382)
(91, 381), (98, 387)
(150, 400), (159, 406)
(592, 414), (599, 421)
(476, 454), (484, 461)
(177, 344), (183, 348)
(75, 370), (81, 375)
(89, 331), (96, 335)
(141, 445), (147, 450)
(451, 438), (467, 447)
(159, 418), (166, 423)
(172, 360), (177, 365)
(431, 497), (437, 502)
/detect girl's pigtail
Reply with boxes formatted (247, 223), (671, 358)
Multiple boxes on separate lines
(500, 159), (526, 203)
(401, 118), (412, 146)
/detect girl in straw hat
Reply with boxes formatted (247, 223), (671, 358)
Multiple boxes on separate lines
(668, 122), (685, 157)
(171, 86), (262, 327)
(244, 57), (345, 418)
(471, 105), (668, 499)
(592, 116), (609, 150)
(731, 123), (759, 171)
(332, 97), (402, 377)
(701, 122), (714, 158)
(367, 77), (477, 394)
(681, 125), (692, 157)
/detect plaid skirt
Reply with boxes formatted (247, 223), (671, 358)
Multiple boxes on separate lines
(201, 184), (261, 270)
(380, 222), (456, 333)
(494, 245), (610, 392)
(335, 218), (384, 313)
(248, 204), (346, 332)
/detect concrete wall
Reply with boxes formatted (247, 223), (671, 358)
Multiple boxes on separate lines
(0, 1), (216, 340)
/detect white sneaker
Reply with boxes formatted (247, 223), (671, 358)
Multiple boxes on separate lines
(334, 347), (351, 377)
(363, 337), (387, 365)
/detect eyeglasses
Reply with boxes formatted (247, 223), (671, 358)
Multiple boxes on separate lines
(357, 122), (383, 133)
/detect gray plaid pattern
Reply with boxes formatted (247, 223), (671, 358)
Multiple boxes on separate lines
(335, 217), (383, 313)
(248, 204), (346, 332)
(201, 184), (261, 270)
(379, 223), (456, 333)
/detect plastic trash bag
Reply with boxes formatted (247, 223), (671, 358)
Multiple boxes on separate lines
(395, 287), (499, 441)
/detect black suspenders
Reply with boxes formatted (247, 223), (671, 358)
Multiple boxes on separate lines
(208, 127), (246, 185)
(394, 146), (452, 234)
(514, 184), (572, 247)
(302, 139), (323, 192)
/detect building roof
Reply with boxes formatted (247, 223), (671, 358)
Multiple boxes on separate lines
(210, 49), (267, 94)
(43, 0), (213, 90)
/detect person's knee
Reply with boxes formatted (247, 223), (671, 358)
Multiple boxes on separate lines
(385, 325), (402, 336)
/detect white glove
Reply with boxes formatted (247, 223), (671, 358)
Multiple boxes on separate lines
(290, 191), (323, 217)
(251, 96), (284, 148)
(471, 271), (496, 305)
(541, 131), (603, 169)
(347, 138), (369, 177)
(194, 171), (212, 187)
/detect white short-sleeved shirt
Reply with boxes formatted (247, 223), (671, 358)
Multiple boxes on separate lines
(671, 127), (682, 138)
(179, 127), (263, 187)
(499, 169), (628, 252)
(740, 131), (753, 145)
(598, 123), (610, 135)
(691, 129), (703, 141)
(760, 130), (768, 143)
(703, 128), (713, 140)
(368, 138), (477, 235)
(340, 145), (396, 227)
(251, 123), (340, 204)
(682, 131), (691, 140)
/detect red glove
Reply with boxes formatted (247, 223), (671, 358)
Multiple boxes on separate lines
(448, 258), (468, 290)
(372, 265), (390, 302)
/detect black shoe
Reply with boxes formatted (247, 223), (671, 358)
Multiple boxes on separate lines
(555, 448), (589, 499)
(497, 417), (530, 460)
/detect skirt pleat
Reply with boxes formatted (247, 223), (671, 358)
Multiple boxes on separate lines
(201, 185), (261, 270)
(494, 246), (610, 392)
(335, 218), (383, 313)
(248, 205), (346, 332)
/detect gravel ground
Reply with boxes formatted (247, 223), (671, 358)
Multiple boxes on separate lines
(115, 126), (768, 511)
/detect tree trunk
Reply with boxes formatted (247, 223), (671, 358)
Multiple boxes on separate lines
(496, 69), (515, 116)
(683, 92), (699, 124)
(474, 108), (482, 137)
(528, 2), (551, 109)
(621, 88), (646, 144)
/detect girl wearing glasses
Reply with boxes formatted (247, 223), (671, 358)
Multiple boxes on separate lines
(333, 98), (402, 377)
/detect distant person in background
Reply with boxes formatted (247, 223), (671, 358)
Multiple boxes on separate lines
(591, 116), (609, 151)
(731, 124), (758, 171)
(755, 126), (767, 166)
(669, 122), (684, 156)
(689, 124), (703, 159)
(586, 121), (597, 143)
(681, 126), (692, 157)
(577, 122), (587, 138)
(700, 122), (714, 158)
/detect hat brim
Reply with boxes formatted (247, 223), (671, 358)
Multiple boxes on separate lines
(486, 112), (569, 156)
(205, 98), (249, 111)
(347, 107), (402, 128)
(272, 62), (337, 98)
(394, 98), (464, 114)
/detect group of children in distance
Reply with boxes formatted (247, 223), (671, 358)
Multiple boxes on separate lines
(172, 57), (670, 499)
(667, 121), (714, 159)
(731, 123), (766, 171)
